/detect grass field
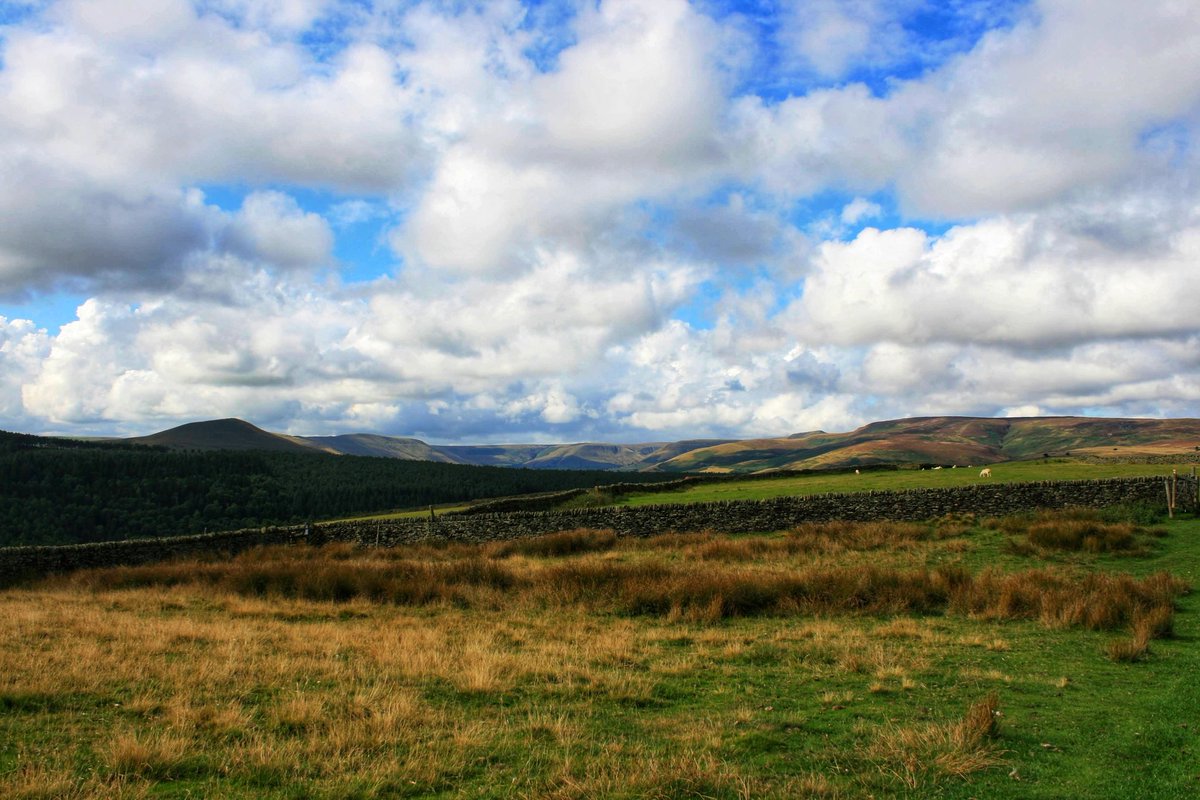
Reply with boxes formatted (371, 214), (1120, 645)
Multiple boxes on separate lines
(331, 459), (1196, 523)
(608, 460), (1198, 508)
(1, 507), (1197, 799)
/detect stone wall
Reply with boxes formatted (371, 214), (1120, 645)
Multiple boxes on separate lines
(2, 476), (1192, 584)
(0, 526), (308, 587)
(322, 476), (1194, 547)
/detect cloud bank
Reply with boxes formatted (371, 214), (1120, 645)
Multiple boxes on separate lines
(1, 0), (1199, 441)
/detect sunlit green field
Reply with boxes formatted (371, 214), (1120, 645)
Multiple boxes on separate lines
(612, 460), (1195, 508)
(329, 459), (1195, 522)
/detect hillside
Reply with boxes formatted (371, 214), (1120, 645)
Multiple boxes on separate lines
(0, 430), (682, 547)
(127, 418), (328, 455)
(117, 415), (1200, 473)
(656, 416), (1200, 472)
(123, 419), (722, 470)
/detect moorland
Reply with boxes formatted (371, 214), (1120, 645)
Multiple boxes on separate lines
(1, 508), (1197, 798)
(2, 415), (1199, 798)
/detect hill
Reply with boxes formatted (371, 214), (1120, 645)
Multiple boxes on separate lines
(117, 415), (1200, 473)
(123, 419), (725, 470)
(127, 418), (328, 454)
(0, 430), (683, 547)
(655, 416), (1200, 472)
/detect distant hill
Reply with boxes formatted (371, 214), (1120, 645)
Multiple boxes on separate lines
(0, 429), (684, 547)
(118, 415), (1200, 473)
(654, 416), (1200, 473)
(123, 420), (724, 470)
(302, 433), (457, 462)
(127, 418), (328, 455)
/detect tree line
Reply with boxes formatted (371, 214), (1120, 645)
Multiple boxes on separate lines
(0, 431), (679, 547)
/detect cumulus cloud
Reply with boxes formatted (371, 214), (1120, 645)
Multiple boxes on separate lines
(0, 316), (51, 425)
(792, 206), (1200, 348)
(774, 0), (913, 80)
(670, 194), (801, 267)
(225, 191), (334, 269)
(735, 0), (1200, 215)
(895, 0), (1200, 216)
(397, 0), (728, 274)
(4, 0), (424, 192)
(0, 164), (213, 296)
(840, 197), (881, 225)
(3, 0), (1200, 441)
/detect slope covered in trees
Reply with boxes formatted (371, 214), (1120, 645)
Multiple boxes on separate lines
(0, 431), (679, 547)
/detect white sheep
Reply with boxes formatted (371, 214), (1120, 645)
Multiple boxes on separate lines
(980, 468), (992, 478)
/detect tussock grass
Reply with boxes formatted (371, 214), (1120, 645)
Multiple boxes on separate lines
(952, 568), (1186, 634)
(987, 508), (1166, 556)
(488, 527), (617, 558)
(5, 510), (1196, 799)
(866, 692), (1005, 788)
(57, 531), (1187, 636)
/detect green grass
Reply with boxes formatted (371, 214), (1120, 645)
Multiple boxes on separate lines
(1, 510), (1197, 798)
(324, 503), (472, 522)
(611, 459), (1196, 507)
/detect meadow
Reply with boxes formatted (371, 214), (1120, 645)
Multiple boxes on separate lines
(606, 460), (1198, 508)
(1, 506), (1197, 799)
(346, 459), (1199, 521)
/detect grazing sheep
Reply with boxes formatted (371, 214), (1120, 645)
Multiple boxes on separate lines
(855, 469), (860, 474)
(980, 468), (992, 478)
(932, 466), (943, 470)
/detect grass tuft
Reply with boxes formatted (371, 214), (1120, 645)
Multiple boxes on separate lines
(868, 692), (1006, 788)
(989, 508), (1165, 556)
(487, 528), (617, 558)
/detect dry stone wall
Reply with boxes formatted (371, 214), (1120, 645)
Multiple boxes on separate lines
(322, 477), (1192, 546)
(2, 476), (1192, 584)
(0, 526), (308, 586)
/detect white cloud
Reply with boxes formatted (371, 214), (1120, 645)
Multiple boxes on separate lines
(840, 197), (881, 225)
(774, 0), (906, 80)
(2, 5), (424, 193)
(0, 316), (51, 425)
(534, 0), (723, 164)
(792, 209), (1200, 348)
(226, 191), (333, 269)
(397, 0), (728, 274)
(736, 0), (1200, 216)
(3, 0), (1200, 442)
(20, 299), (147, 424)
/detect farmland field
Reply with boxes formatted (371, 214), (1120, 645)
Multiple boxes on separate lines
(333, 459), (1199, 522)
(1, 507), (1197, 798)
(609, 460), (1198, 508)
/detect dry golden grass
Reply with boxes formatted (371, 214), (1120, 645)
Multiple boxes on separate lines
(866, 692), (1005, 788)
(2, 515), (1191, 798)
(3, 577), (882, 798)
(986, 508), (1166, 556)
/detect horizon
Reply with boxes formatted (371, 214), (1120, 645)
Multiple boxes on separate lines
(2, 1), (1199, 442)
(14, 411), (1198, 449)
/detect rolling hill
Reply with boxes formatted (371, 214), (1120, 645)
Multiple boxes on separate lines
(126, 420), (726, 470)
(127, 418), (327, 455)
(654, 416), (1200, 472)
(120, 416), (1200, 473)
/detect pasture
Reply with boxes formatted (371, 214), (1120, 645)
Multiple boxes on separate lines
(608, 460), (1197, 508)
(1, 506), (1197, 798)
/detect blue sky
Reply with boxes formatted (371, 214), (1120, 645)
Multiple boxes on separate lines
(1, 0), (1199, 442)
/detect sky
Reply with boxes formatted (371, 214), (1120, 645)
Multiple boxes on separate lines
(1, 0), (1199, 443)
